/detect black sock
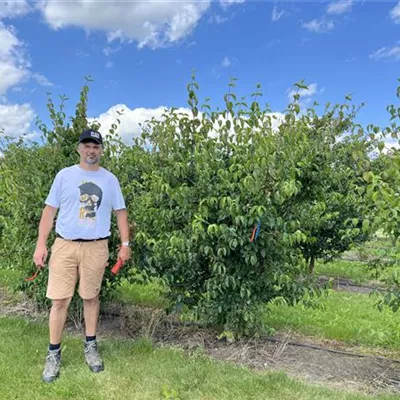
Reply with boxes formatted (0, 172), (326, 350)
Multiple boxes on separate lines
(86, 335), (96, 343)
(49, 343), (61, 352)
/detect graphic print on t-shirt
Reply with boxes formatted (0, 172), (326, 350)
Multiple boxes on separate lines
(78, 181), (103, 220)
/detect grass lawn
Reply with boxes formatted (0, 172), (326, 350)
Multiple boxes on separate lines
(3, 265), (400, 352)
(265, 290), (400, 352)
(114, 277), (168, 309)
(2, 253), (400, 398)
(0, 267), (22, 287)
(316, 258), (400, 286)
(110, 270), (400, 353)
(0, 316), (398, 400)
(315, 260), (373, 284)
(115, 277), (400, 353)
(112, 271), (400, 353)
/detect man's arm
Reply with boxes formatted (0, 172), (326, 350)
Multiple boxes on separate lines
(115, 209), (130, 244)
(33, 205), (57, 267)
(114, 209), (132, 263)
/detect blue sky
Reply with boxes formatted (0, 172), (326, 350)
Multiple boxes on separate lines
(0, 0), (399, 143)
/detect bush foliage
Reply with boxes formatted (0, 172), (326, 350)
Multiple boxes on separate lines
(1, 74), (389, 336)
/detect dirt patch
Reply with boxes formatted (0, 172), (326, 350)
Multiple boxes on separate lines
(207, 337), (400, 394)
(318, 276), (381, 294)
(0, 287), (42, 318)
(2, 289), (400, 396)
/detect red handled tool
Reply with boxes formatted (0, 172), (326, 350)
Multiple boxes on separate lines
(24, 265), (42, 282)
(111, 259), (124, 275)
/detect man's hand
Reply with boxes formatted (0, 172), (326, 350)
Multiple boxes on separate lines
(118, 245), (131, 264)
(33, 244), (48, 267)
(33, 205), (57, 267)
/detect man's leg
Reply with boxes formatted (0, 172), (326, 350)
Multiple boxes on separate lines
(43, 239), (79, 383)
(83, 296), (100, 336)
(49, 298), (72, 344)
(42, 297), (72, 383)
(83, 296), (104, 372)
(80, 240), (108, 373)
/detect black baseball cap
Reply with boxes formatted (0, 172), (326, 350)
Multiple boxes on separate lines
(79, 129), (103, 145)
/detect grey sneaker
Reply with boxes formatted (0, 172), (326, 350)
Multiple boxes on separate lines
(84, 341), (104, 372)
(42, 349), (61, 383)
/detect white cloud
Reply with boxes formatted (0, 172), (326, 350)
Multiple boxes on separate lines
(0, 1), (31, 19)
(0, 103), (35, 138)
(287, 83), (318, 102)
(302, 18), (334, 33)
(39, 0), (211, 49)
(326, 1), (353, 15)
(89, 105), (185, 143)
(75, 49), (89, 58)
(390, 1), (400, 24)
(272, 6), (284, 22)
(0, 62), (27, 95)
(369, 44), (400, 61)
(0, 22), (30, 96)
(103, 45), (121, 57)
(0, 4), (51, 140)
(221, 56), (231, 68)
(186, 41), (196, 48)
(32, 73), (53, 87)
(93, 105), (159, 143)
(0, 22), (52, 95)
(0, 23), (20, 59)
(209, 14), (229, 24)
(105, 60), (113, 69)
(219, 0), (246, 9)
(265, 112), (286, 132)
(90, 103), (288, 146)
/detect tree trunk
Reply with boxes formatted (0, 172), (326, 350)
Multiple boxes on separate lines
(308, 256), (315, 275)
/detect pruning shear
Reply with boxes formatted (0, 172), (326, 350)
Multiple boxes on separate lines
(24, 265), (43, 282)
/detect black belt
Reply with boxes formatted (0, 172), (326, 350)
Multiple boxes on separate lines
(56, 234), (109, 242)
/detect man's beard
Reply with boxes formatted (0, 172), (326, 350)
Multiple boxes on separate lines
(85, 156), (99, 165)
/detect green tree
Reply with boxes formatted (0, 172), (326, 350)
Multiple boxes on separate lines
(362, 79), (400, 311)
(126, 76), (369, 335)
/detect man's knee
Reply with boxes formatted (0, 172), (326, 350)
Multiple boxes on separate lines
(51, 298), (71, 312)
(83, 296), (99, 307)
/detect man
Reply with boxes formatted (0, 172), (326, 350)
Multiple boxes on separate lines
(33, 129), (131, 383)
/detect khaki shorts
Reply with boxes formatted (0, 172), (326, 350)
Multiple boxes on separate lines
(47, 238), (109, 300)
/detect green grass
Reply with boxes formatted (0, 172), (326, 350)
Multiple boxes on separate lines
(315, 260), (373, 284)
(5, 263), (400, 353)
(110, 267), (400, 352)
(114, 277), (168, 308)
(345, 238), (398, 261)
(0, 316), (397, 400)
(316, 258), (400, 286)
(0, 267), (22, 288)
(265, 290), (400, 351)
(0, 268), (25, 304)
(114, 273), (400, 352)
(3, 254), (400, 397)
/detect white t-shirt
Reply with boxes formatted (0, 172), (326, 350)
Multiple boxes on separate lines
(45, 165), (126, 240)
